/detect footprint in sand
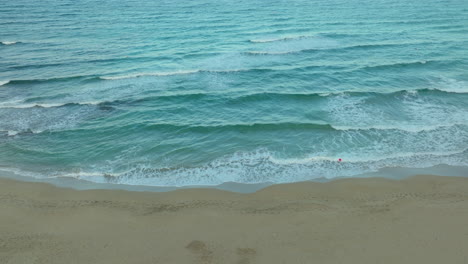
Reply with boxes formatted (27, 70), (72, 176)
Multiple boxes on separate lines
(186, 240), (257, 264)
(185, 240), (213, 264)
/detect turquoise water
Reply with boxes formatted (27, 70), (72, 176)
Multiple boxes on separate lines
(1, 0), (467, 186)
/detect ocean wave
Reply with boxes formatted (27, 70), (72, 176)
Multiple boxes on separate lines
(99, 60), (460, 82)
(3, 115), (465, 137)
(4, 59), (459, 88)
(1, 86), (463, 111)
(1, 129), (44, 137)
(249, 35), (313, 43)
(0, 41), (19, 45)
(0, 75), (98, 86)
(26, 148), (467, 186)
(99, 69), (253, 80)
(432, 77), (468, 93)
(271, 148), (468, 165)
(244, 42), (434, 56)
(0, 102), (100, 137)
(6, 55), (175, 71)
(332, 123), (467, 133)
(100, 70), (201, 80)
(95, 120), (467, 135)
(244, 51), (297, 56)
(232, 88), (467, 103)
(143, 122), (334, 132)
(360, 60), (433, 71)
(427, 87), (468, 94)
(0, 101), (103, 109)
(317, 32), (358, 38)
(0, 61), (429, 86)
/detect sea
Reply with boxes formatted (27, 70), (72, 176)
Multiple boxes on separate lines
(1, 0), (467, 188)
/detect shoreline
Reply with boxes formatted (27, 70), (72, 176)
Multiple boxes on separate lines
(1, 164), (467, 193)
(1, 174), (468, 263)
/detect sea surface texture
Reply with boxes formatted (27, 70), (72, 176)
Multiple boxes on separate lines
(1, 0), (467, 186)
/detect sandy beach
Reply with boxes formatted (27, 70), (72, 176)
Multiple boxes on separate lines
(1, 175), (468, 264)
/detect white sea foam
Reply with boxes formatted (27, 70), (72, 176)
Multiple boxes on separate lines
(51, 148), (468, 186)
(1, 144), (466, 187)
(246, 50), (299, 55)
(100, 69), (248, 80)
(0, 102), (96, 136)
(100, 70), (200, 80)
(324, 87), (468, 134)
(1, 41), (17, 45)
(1, 129), (44, 137)
(0, 80), (10, 86)
(432, 77), (468, 93)
(7, 130), (19, 136)
(0, 103), (67, 109)
(0, 101), (102, 109)
(271, 149), (467, 165)
(249, 35), (312, 43)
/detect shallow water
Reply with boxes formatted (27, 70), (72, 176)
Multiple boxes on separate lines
(1, 0), (467, 186)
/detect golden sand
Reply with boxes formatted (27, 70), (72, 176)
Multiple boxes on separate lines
(1, 175), (467, 263)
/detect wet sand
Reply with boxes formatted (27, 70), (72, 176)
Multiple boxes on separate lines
(1, 175), (468, 264)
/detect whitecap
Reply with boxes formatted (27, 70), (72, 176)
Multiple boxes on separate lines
(7, 130), (19, 136)
(2, 129), (44, 137)
(100, 69), (249, 80)
(1, 41), (18, 45)
(249, 35), (312, 43)
(245, 51), (297, 55)
(431, 77), (468, 93)
(100, 70), (201, 80)
(0, 101), (104, 109)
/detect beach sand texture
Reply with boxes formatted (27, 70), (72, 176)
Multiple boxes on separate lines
(1, 175), (468, 264)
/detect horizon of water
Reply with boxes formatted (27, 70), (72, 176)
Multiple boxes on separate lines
(1, 0), (467, 187)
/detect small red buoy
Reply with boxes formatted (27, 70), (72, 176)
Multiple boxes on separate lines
(338, 158), (342, 162)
